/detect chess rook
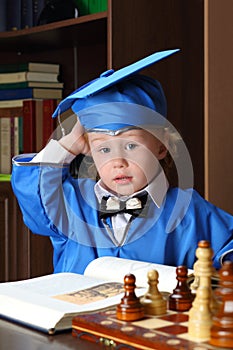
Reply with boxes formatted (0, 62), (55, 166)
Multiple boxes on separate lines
(188, 240), (213, 340)
(140, 269), (167, 316)
(210, 261), (233, 348)
(116, 274), (144, 321)
(169, 266), (194, 311)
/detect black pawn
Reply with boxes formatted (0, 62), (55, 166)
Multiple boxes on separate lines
(169, 265), (194, 311)
(116, 274), (144, 321)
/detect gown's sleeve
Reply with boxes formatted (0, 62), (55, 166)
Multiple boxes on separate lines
(192, 190), (233, 268)
(11, 140), (76, 238)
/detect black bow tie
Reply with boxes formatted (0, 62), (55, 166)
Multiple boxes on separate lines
(99, 193), (149, 219)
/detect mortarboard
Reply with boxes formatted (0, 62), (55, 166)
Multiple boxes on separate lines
(52, 49), (179, 132)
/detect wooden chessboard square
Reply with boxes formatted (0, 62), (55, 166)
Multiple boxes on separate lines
(132, 317), (173, 329)
(155, 324), (188, 335)
(159, 312), (189, 323)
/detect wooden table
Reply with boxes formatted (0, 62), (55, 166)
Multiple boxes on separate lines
(0, 319), (100, 350)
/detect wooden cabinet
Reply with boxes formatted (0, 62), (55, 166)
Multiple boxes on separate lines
(0, 182), (53, 282)
(0, 0), (232, 280)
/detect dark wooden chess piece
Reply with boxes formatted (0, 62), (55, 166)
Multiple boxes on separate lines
(169, 265), (195, 311)
(209, 260), (233, 348)
(116, 273), (144, 321)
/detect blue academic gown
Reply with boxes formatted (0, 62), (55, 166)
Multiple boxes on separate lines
(11, 156), (233, 274)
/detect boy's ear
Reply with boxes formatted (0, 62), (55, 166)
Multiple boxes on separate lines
(157, 144), (168, 160)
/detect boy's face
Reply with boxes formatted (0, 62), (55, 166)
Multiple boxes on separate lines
(88, 128), (167, 196)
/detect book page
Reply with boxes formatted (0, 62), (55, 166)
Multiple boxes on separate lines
(84, 256), (194, 293)
(0, 273), (141, 333)
(4, 272), (103, 296)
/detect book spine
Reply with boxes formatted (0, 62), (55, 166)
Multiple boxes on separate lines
(32, 0), (45, 26)
(0, 0), (7, 32)
(88, 0), (107, 14)
(0, 82), (29, 89)
(23, 100), (36, 153)
(0, 88), (33, 100)
(18, 116), (24, 153)
(13, 117), (20, 156)
(0, 107), (23, 118)
(42, 99), (57, 147)
(74, 0), (89, 16)
(0, 71), (59, 84)
(0, 118), (11, 174)
(0, 107), (23, 162)
(0, 64), (28, 74)
(6, 0), (21, 31)
(21, 0), (33, 29)
(35, 100), (43, 152)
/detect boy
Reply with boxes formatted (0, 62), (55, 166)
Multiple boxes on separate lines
(11, 50), (233, 274)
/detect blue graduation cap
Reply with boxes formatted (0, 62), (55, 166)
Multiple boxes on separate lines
(53, 49), (179, 132)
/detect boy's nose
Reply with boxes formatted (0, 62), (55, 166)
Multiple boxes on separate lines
(112, 156), (128, 168)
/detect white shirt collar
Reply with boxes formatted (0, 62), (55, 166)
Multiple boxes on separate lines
(94, 170), (168, 208)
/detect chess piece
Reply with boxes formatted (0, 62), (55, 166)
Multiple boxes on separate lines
(116, 274), (144, 321)
(140, 269), (167, 315)
(188, 240), (213, 340)
(169, 265), (195, 311)
(190, 246), (218, 314)
(210, 261), (233, 348)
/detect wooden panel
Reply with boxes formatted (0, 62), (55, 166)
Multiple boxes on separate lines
(0, 192), (9, 281)
(205, 0), (233, 213)
(0, 182), (53, 281)
(0, 182), (17, 281)
(108, 0), (204, 194)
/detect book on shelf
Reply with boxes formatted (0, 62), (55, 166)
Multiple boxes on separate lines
(89, 0), (107, 14)
(74, 0), (107, 15)
(21, 0), (33, 29)
(0, 99), (27, 108)
(0, 0), (7, 32)
(0, 174), (11, 181)
(0, 106), (23, 173)
(0, 87), (63, 100)
(0, 81), (64, 90)
(0, 71), (60, 84)
(33, 0), (45, 26)
(0, 62), (60, 74)
(0, 117), (11, 173)
(0, 106), (23, 118)
(0, 116), (20, 174)
(6, 0), (21, 31)
(42, 99), (58, 148)
(0, 256), (189, 334)
(35, 99), (43, 151)
(22, 99), (36, 153)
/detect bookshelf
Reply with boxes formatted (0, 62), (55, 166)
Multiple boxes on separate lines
(0, 0), (232, 281)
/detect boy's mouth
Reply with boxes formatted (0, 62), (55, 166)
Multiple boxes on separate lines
(114, 175), (133, 184)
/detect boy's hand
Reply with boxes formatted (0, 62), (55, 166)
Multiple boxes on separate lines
(58, 119), (90, 155)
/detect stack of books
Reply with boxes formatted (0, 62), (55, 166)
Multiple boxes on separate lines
(0, 62), (63, 174)
(0, 61), (63, 103)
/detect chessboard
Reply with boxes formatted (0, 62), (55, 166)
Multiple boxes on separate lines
(72, 241), (233, 349)
(72, 308), (219, 350)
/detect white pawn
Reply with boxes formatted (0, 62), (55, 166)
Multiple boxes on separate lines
(140, 269), (167, 315)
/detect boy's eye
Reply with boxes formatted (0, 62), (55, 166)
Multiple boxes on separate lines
(125, 143), (137, 151)
(100, 147), (111, 153)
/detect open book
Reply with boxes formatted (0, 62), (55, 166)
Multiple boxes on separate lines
(0, 256), (192, 334)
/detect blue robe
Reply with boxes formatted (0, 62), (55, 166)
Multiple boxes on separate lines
(11, 156), (233, 273)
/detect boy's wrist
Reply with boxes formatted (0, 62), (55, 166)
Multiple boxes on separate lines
(59, 134), (81, 155)
(31, 139), (76, 164)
